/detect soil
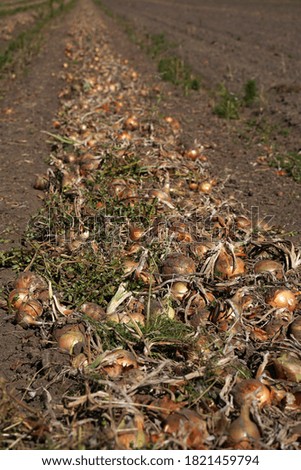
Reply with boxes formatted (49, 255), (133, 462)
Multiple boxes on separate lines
(0, 0), (300, 450)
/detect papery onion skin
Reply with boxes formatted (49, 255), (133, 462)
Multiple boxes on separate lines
(8, 288), (30, 311)
(15, 299), (43, 327)
(254, 259), (283, 279)
(80, 302), (106, 321)
(227, 405), (261, 449)
(171, 281), (189, 300)
(266, 288), (297, 312)
(161, 253), (196, 277)
(215, 254), (245, 279)
(232, 379), (271, 409)
(14, 271), (48, 292)
(57, 330), (86, 354)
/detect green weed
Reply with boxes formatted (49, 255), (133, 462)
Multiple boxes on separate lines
(158, 56), (200, 92)
(270, 152), (301, 182)
(213, 84), (240, 119)
(214, 79), (258, 119)
(243, 79), (258, 106)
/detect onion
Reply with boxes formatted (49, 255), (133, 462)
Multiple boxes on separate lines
(14, 271), (47, 293)
(79, 153), (101, 171)
(232, 379), (271, 409)
(227, 405), (260, 449)
(273, 352), (301, 382)
(124, 115), (139, 131)
(198, 181), (212, 194)
(236, 216), (251, 230)
(189, 182), (198, 191)
(15, 299), (43, 327)
(107, 311), (145, 326)
(185, 149), (199, 160)
(71, 353), (88, 369)
(8, 288), (30, 310)
(57, 329), (85, 355)
(33, 174), (49, 191)
(117, 131), (132, 141)
(80, 302), (106, 321)
(254, 259), (283, 279)
(164, 116), (180, 131)
(171, 281), (189, 300)
(123, 258), (138, 274)
(170, 223), (193, 242)
(163, 408), (208, 449)
(149, 189), (172, 204)
(266, 288), (297, 311)
(129, 225), (144, 241)
(215, 252), (245, 279)
(100, 349), (138, 378)
(161, 253), (196, 277)
(116, 413), (146, 449)
(190, 241), (214, 258)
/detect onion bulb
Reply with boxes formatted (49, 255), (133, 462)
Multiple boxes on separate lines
(129, 225), (144, 241)
(227, 405), (260, 449)
(124, 115), (139, 131)
(79, 153), (101, 171)
(185, 149), (198, 160)
(71, 353), (88, 369)
(56, 327), (86, 354)
(161, 253), (196, 277)
(116, 413), (146, 449)
(8, 288), (30, 311)
(198, 181), (212, 194)
(107, 311), (145, 326)
(232, 379), (271, 409)
(215, 252), (245, 279)
(254, 259), (283, 279)
(190, 241), (214, 258)
(149, 189), (172, 204)
(273, 352), (301, 382)
(163, 408), (208, 449)
(123, 258), (138, 274)
(266, 288), (297, 311)
(171, 281), (189, 300)
(15, 299), (43, 327)
(33, 174), (49, 191)
(14, 271), (47, 293)
(80, 302), (106, 321)
(184, 148), (204, 161)
(100, 349), (138, 378)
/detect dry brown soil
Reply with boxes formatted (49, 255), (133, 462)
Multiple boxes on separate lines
(0, 0), (301, 449)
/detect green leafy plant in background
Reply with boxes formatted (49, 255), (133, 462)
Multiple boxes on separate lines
(213, 84), (240, 119)
(243, 79), (258, 107)
(158, 56), (200, 92)
(214, 79), (258, 119)
(270, 152), (301, 182)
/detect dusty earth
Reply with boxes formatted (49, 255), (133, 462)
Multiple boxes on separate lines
(0, 0), (301, 450)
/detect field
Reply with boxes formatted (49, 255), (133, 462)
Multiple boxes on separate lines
(0, 0), (300, 450)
